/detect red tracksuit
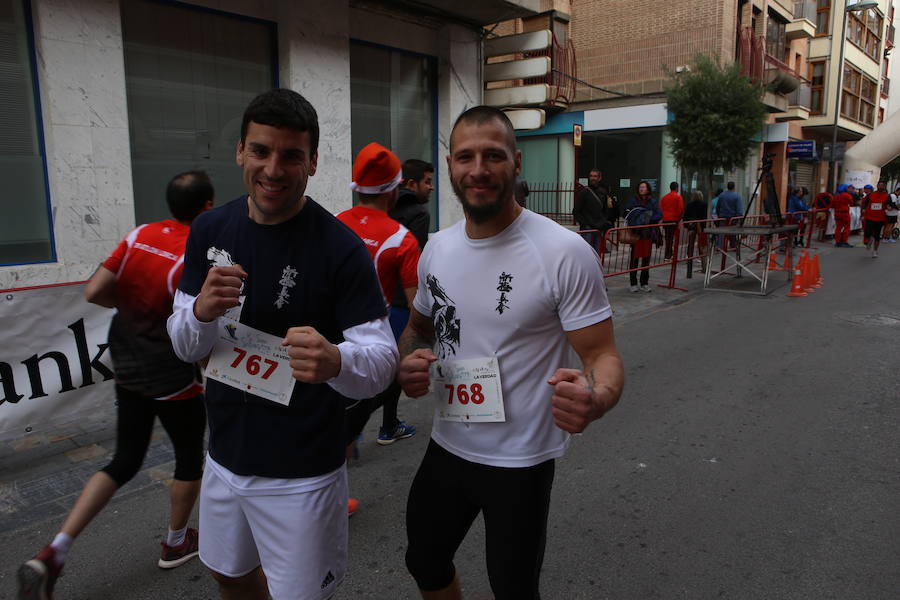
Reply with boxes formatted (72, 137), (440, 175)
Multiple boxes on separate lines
(832, 192), (852, 244)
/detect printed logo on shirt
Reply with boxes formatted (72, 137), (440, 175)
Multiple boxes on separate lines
(275, 265), (298, 309)
(224, 322), (237, 340)
(426, 274), (460, 359)
(495, 271), (514, 315)
(207, 246), (236, 268)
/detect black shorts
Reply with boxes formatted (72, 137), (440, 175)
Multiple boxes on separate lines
(887, 215), (898, 224)
(405, 439), (555, 599)
(864, 219), (885, 240)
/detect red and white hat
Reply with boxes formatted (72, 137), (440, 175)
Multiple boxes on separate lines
(350, 142), (402, 194)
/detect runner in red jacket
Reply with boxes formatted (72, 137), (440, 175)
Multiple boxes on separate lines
(862, 181), (890, 257)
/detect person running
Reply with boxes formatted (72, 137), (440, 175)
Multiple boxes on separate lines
(397, 106), (625, 600)
(17, 172), (214, 600)
(166, 89), (397, 600)
(862, 180), (890, 258)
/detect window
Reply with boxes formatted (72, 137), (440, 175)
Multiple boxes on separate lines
(350, 41), (438, 231)
(122, 0), (277, 225)
(0, 0), (53, 265)
(847, 9), (883, 61)
(809, 60), (826, 113)
(816, 0), (831, 35)
(766, 10), (789, 62)
(841, 62), (877, 126)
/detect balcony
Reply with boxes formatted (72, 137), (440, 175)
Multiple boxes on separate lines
(386, 0), (539, 26)
(787, 0), (817, 39)
(764, 54), (802, 113)
(483, 28), (576, 126)
(777, 81), (812, 121)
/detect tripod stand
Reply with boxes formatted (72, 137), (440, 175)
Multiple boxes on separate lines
(744, 153), (783, 227)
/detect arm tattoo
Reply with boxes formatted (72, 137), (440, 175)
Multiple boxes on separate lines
(398, 316), (436, 358)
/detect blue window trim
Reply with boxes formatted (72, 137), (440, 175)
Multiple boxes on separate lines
(130, 0), (279, 87)
(349, 38), (440, 231)
(0, 0), (57, 268)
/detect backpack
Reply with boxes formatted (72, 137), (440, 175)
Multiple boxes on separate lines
(625, 206), (652, 227)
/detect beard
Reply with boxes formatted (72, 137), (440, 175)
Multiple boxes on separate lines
(451, 175), (514, 224)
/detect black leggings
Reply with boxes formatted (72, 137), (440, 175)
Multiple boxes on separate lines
(101, 385), (206, 486)
(629, 254), (651, 285)
(343, 380), (403, 445)
(405, 440), (555, 599)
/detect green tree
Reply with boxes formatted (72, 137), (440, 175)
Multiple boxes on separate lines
(665, 54), (768, 210)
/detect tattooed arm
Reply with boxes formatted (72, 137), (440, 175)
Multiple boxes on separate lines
(547, 318), (624, 433)
(397, 308), (438, 398)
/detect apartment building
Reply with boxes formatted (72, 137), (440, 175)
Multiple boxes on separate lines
(495, 0), (894, 210)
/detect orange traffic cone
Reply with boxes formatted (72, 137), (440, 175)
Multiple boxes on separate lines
(787, 263), (808, 297)
(812, 254), (823, 286)
(767, 252), (779, 271)
(800, 251), (815, 292)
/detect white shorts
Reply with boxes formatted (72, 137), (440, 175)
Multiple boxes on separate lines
(199, 460), (348, 600)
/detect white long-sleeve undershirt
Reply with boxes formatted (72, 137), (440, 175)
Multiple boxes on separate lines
(166, 289), (398, 399)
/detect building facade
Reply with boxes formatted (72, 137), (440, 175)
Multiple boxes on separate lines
(0, 0), (540, 289)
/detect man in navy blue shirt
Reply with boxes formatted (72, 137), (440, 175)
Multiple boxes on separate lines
(716, 181), (744, 221)
(167, 89), (397, 600)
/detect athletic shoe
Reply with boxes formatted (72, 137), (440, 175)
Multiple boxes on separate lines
(640, 284), (652, 293)
(865, 239), (872, 250)
(158, 527), (199, 569)
(348, 498), (359, 517)
(17, 545), (62, 600)
(872, 250), (878, 258)
(629, 285), (639, 293)
(376, 422), (416, 446)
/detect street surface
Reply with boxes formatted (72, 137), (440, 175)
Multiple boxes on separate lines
(1, 239), (898, 599)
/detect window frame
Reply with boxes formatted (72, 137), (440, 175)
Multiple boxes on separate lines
(815, 0), (831, 37)
(847, 8), (883, 62)
(840, 61), (877, 126)
(0, 0), (56, 267)
(808, 59), (827, 114)
(348, 38), (440, 231)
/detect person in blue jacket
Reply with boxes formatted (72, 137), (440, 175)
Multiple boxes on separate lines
(623, 180), (662, 292)
(787, 187), (808, 247)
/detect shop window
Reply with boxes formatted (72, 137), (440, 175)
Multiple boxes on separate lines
(350, 41), (438, 231)
(122, 0), (276, 225)
(0, 0), (53, 266)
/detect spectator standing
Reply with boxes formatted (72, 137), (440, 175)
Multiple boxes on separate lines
(683, 189), (708, 272)
(573, 168), (615, 251)
(787, 187), (808, 247)
(832, 184), (854, 247)
(659, 181), (685, 259)
(716, 181), (743, 222)
(886, 186), (900, 243)
(624, 180), (662, 293)
(711, 187), (723, 219)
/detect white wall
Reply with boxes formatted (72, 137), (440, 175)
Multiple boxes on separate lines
(0, 0), (482, 289)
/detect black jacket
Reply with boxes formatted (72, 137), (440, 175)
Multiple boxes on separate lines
(389, 189), (429, 251)
(573, 183), (613, 230)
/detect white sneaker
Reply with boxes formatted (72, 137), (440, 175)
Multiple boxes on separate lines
(629, 285), (639, 293)
(872, 250), (878, 258)
(640, 284), (652, 292)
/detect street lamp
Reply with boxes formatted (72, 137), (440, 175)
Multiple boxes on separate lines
(828, 0), (880, 191)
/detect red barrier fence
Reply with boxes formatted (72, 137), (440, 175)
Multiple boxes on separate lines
(579, 212), (825, 290)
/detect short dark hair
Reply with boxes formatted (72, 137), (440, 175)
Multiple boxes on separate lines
(167, 171), (213, 221)
(450, 106), (516, 153)
(669, 181), (678, 191)
(240, 89), (319, 156)
(402, 159), (434, 184)
(590, 168), (602, 176)
(727, 181), (736, 190)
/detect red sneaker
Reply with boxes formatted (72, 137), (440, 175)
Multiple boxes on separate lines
(17, 545), (62, 600)
(348, 497), (359, 517)
(158, 527), (199, 569)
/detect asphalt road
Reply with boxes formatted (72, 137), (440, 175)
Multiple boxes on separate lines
(2, 240), (898, 599)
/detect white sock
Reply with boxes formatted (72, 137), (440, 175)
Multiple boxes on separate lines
(50, 533), (74, 565)
(166, 526), (187, 547)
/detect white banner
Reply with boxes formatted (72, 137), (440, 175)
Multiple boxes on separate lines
(0, 283), (115, 442)
(824, 206), (863, 235)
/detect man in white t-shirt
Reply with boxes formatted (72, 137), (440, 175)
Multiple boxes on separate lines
(397, 106), (625, 600)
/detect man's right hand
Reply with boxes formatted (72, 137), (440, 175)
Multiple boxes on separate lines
(193, 264), (247, 323)
(398, 348), (437, 398)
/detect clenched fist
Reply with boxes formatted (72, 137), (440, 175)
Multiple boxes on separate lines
(547, 368), (611, 433)
(398, 348), (437, 398)
(282, 326), (342, 383)
(194, 264), (247, 323)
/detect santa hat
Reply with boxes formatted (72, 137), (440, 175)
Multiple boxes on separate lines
(350, 142), (402, 194)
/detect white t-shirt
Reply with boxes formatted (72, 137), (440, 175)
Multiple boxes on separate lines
(888, 194), (900, 217)
(413, 209), (613, 468)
